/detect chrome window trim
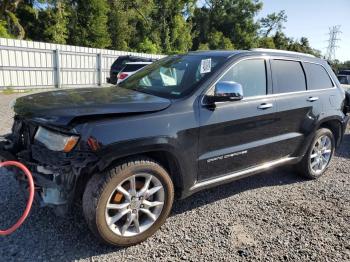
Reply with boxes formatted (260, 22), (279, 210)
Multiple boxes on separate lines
(207, 87), (337, 105)
(201, 55), (338, 106)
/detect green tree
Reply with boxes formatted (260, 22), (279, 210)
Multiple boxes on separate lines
(197, 42), (210, 50)
(0, 20), (12, 38)
(192, 0), (262, 50)
(339, 61), (350, 70)
(207, 30), (234, 50)
(152, 0), (194, 53)
(170, 14), (193, 53)
(258, 37), (275, 49)
(288, 37), (321, 57)
(191, 7), (210, 50)
(259, 10), (287, 37)
(38, 1), (69, 44)
(107, 1), (131, 51)
(68, 0), (111, 48)
(107, 0), (158, 52)
(0, 0), (25, 39)
(0, 0), (325, 59)
(137, 37), (161, 54)
(16, 2), (39, 40)
(272, 31), (290, 50)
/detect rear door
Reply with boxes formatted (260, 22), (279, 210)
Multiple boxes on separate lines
(198, 58), (280, 180)
(271, 59), (326, 158)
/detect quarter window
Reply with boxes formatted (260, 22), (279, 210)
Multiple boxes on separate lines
(303, 63), (333, 90)
(271, 60), (306, 93)
(220, 59), (267, 97)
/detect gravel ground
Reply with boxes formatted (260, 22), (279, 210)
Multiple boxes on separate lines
(0, 92), (349, 262)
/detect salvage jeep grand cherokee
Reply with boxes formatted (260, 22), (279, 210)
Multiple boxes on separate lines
(0, 49), (349, 246)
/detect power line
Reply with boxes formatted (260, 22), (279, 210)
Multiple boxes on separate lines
(326, 25), (341, 61)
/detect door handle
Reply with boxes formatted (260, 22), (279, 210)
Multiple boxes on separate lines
(307, 96), (319, 102)
(257, 103), (273, 110)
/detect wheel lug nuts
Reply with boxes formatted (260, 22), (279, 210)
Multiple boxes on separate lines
(140, 204), (144, 208)
(132, 209), (137, 213)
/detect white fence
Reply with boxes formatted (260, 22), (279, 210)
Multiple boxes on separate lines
(0, 38), (164, 90)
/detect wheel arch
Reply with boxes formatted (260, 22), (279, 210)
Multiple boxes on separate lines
(75, 147), (185, 202)
(103, 150), (184, 196)
(318, 117), (343, 147)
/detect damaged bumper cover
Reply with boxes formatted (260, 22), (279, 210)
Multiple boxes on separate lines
(0, 124), (98, 216)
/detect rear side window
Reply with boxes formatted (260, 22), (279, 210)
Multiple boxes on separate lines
(303, 63), (333, 90)
(220, 59), (267, 97)
(271, 60), (306, 93)
(122, 64), (147, 72)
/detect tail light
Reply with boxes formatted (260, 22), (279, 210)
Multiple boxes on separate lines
(118, 73), (129, 80)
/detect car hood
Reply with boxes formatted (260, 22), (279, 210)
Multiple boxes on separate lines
(14, 87), (171, 126)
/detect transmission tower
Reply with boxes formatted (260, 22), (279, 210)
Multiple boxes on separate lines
(326, 25), (341, 61)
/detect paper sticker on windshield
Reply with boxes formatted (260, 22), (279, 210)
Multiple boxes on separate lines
(200, 58), (212, 74)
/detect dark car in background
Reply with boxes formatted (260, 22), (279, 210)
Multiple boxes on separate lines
(337, 69), (350, 90)
(1, 49), (349, 246)
(107, 55), (157, 84)
(116, 62), (153, 84)
(338, 70), (350, 84)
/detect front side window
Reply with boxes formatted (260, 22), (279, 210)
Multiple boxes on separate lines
(303, 63), (333, 90)
(271, 60), (306, 93)
(220, 59), (267, 97)
(119, 55), (227, 98)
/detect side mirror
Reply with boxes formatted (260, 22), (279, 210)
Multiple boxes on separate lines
(206, 81), (243, 104)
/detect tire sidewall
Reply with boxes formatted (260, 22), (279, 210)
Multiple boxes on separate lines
(94, 161), (174, 246)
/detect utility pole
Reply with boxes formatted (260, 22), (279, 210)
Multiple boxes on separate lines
(325, 25), (341, 61)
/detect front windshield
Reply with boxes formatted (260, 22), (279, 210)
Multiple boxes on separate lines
(118, 54), (227, 98)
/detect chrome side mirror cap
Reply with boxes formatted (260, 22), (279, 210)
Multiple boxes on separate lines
(206, 81), (243, 104)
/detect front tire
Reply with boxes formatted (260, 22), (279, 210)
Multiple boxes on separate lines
(82, 158), (174, 246)
(296, 128), (335, 179)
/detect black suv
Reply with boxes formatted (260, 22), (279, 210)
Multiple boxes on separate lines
(107, 55), (157, 84)
(1, 49), (349, 246)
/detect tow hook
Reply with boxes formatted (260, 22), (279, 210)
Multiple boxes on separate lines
(0, 161), (34, 236)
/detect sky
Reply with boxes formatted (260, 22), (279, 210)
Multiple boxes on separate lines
(257, 0), (350, 62)
(198, 0), (350, 62)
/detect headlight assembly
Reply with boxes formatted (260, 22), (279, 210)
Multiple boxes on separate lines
(34, 126), (79, 153)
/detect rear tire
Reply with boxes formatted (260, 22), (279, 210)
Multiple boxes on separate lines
(296, 128), (335, 179)
(82, 157), (174, 246)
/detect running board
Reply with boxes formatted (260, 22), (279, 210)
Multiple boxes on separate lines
(190, 157), (298, 192)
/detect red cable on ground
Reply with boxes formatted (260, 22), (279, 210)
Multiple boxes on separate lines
(0, 161), (34, 236)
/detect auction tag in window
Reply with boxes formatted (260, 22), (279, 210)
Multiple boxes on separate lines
(200, 58), (212, 74)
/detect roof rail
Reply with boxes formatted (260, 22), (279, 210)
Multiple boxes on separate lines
(250, 48), (316, 58)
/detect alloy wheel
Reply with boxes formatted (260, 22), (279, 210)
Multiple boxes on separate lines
(105, 173), (165, 237)
(309, 134), (332, 174)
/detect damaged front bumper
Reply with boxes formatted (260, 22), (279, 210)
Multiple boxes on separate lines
(0, 122), (98, 216)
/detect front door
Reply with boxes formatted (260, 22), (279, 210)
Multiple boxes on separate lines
(198, 58), (281, 180)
